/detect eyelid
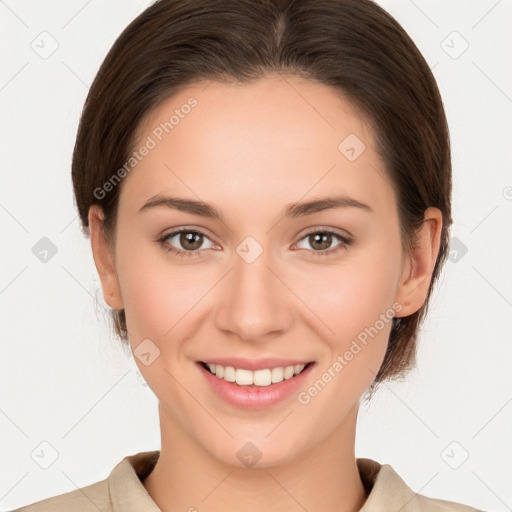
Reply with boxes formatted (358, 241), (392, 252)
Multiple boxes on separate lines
(160, 225), (218, 243)
(290, 226), (353, 256)
(158, 225), (353, 257)
(160, 225), (352, 243)
(160, 227), (218, 250)
(297, 225), (353, 241)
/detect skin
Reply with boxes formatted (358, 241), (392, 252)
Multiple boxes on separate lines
(88, 73), (442, 512)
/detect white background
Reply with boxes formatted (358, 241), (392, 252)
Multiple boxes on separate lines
(1, 1), (511, 511)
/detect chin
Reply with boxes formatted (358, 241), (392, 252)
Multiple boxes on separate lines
(206, 434), (308, 470)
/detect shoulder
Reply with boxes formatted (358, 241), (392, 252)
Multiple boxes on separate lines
(412, 493), (486, 511)
(9, 477), (111, 512)
(357, 457), (488, 512)
(9, 450), (160, 512)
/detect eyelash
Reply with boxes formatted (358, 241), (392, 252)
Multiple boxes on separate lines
(157, 227), (353, 259)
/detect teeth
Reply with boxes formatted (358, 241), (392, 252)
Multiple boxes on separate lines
(205, 363), (307, 386)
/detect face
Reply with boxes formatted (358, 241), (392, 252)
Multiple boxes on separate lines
(90, 73), (437, 469)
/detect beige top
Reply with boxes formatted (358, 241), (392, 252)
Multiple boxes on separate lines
(14, 450), (484, 511)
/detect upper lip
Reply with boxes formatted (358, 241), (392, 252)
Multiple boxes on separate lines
(199, 357), (314, 371)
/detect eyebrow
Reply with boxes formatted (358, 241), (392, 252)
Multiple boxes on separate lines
(138, 194), (373, 220)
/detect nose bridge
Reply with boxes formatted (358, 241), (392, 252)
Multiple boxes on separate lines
(215, 234), (292, 341)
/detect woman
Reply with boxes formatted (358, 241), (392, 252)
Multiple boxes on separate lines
(15, 0), (487, 510)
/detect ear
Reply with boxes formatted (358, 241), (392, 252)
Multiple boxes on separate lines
(88, 205), (124, 311)
(394, 207), (443, 317)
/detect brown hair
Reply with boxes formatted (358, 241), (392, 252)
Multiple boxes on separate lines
(72, 0), (452, 396)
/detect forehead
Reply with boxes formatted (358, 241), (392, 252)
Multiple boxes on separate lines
(120, 74), (396, 220)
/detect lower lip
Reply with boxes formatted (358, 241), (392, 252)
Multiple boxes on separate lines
(197, 362), (315, 410)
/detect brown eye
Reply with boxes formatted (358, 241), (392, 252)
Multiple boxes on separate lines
(308, 232), (334, 251)
(178, 231), (204, 250)
(294, 229), (353, 257)
(159, 229), (215, 257)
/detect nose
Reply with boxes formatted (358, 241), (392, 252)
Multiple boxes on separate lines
(214, 242), (294, 344)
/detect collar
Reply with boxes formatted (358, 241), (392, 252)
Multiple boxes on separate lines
(108, 450), (422, 512)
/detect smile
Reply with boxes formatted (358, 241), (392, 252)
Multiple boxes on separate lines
(197, 360), (316, 409)
(200, 361), (313, 387)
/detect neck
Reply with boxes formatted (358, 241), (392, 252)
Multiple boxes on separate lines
(142, 403), (368, 512)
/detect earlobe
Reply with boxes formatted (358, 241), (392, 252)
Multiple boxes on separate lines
(87, 205), (124, 311)
(394, 207), (443, 318)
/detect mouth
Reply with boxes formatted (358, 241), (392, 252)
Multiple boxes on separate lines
(198, 360), (315, 387)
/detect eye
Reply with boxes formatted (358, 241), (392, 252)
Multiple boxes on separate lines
(157, 227), (353, 259)
(157, 229), (216, 258)
(293, 229), (353, 257)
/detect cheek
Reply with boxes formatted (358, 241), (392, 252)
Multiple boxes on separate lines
(307, 256), (399, 338)
(116, 248), (207, 390)
(113, 235), (196, 341)
(294, 281), (395, 414)
(120, 261), (207, 342)
(301, 246), (401, 381)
